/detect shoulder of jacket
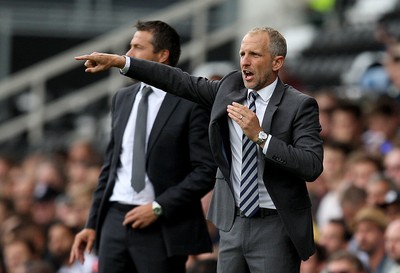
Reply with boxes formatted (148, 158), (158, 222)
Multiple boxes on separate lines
(283, 84), (315, 101)
(220, 70), (244, 90)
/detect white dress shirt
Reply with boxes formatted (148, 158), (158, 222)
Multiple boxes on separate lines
(109, 83), (166, 205)
(229, 78), (277, 209)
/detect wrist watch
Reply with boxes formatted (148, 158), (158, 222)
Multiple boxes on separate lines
(152, 201), (163, 216)
(256, 131), (269, 145)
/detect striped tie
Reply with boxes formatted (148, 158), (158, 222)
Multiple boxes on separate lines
(239, 91), (259, 217)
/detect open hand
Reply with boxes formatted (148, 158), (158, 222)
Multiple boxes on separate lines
(69, 228), (96, 265)
(227, 102), (262, 142)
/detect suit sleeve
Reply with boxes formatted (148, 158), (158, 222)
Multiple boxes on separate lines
(85, 93), (118, 229)
(265, 96), (323, 182)
(125, 57), (220, 110)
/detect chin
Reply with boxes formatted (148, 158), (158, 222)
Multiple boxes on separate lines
(243, 82), (254, 89)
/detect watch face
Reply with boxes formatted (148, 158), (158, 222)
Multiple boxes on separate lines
(259, 131), (268, 139)
(153, 207), (162, 216)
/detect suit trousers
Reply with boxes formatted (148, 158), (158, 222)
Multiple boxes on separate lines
(217, 213), (301, 273)
(98, 204), (187, 273)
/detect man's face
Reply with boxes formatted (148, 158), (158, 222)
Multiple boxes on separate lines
(383, 46), (400, 89)
(330, 110), (360, 144)
(126, 31), (163, 62)
(384, 150), (400, 188)
(319, 223), (347, 255)
(239, 31), (278, 91)
(366, 180), (391, 207)
(48, 224), (74, 262)
(385, 220), (400, 263)
(322, 147), (346, 183)
(354, 221), (385, 254)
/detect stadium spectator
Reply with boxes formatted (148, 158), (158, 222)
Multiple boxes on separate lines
(325, 250), (367, 273)
(352, 206), (394, 273)
(319, 218), (351, 256)
(366, 174), (396, 207)
(385, 219), (400, 273)
(384, 147), (400, 189)
(329, 100), (364, 152)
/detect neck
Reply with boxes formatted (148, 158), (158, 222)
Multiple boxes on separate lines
(368, 244), (386, 272)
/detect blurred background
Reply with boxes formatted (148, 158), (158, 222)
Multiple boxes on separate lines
(0, 0), (398, 159)
(1, 1), (400, 272)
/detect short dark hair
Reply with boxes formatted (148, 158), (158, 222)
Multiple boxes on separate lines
(135, 20), (181, 67)
(328, 218), (353, 241)
(333, 100), (363, 120)
(327, 250), (365, 272)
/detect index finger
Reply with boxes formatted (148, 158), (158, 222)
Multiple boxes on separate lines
(69, 245), (80, 264)
(74, 55), (92, 61)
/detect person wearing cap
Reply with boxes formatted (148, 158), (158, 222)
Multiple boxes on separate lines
(352, 206), (395, 273)
(32, 184), (61, 230)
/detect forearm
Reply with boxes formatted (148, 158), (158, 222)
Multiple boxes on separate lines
(125, 57), (217, 109)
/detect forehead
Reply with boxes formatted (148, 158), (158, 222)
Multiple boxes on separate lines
(323, 222), (343, 232)
(385, 150), (400, 162)
(240, 31), (269, 50)
(356, 220), (382, 231)
(131, 30), (153, 44)
(328, 259), (354, 269)
(386, 222), (400, 237)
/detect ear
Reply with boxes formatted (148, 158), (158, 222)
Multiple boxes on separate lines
(158, 49), (170, 64)
(272, 56), (284, 72)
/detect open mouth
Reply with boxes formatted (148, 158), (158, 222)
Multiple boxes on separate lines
(242, 70), (254, 81)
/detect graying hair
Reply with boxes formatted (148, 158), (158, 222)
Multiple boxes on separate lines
(248, 27), (287, 58)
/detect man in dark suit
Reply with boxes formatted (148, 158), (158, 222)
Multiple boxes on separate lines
(69, 20), (217, 273)
(75, 26), (324, 273)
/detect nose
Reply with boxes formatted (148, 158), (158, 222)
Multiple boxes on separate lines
(125, 48), (134, 57)
(241, 54), (250, 66)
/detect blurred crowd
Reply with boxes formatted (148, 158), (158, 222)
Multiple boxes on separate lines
(299, 6), (400, 273)
(0, 139), (102, 273)
(0, 3), (400, 273)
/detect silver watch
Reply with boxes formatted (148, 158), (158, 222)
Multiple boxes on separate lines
(256, 131), (268, 145)
(152, 201), (163, 216)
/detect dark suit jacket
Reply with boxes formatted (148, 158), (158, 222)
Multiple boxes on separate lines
(86, 83), (217, 256)
(124, 58), (324, 261)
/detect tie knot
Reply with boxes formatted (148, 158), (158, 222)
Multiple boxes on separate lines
(249, 91), (257, 102)
(142, 86), (153, 98)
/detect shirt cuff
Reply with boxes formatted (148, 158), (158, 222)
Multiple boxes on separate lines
(262, 134), (272, 154)
(119, 55), (130, 74)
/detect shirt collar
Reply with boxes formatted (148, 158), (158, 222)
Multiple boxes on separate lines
(140, 82), (166, 97)
(248, 77), (278, 102)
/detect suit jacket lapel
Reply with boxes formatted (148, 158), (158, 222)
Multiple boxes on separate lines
(262, 79), (285, 133)
(114, 85), (140, 151)
(211, 87), (248, 121)
(147, 93), (179, 156)
(209, 87), (247, 183)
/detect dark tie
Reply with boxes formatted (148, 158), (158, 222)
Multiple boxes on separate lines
(239, 91), (259, 217)
(131, 86), (152, 193)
